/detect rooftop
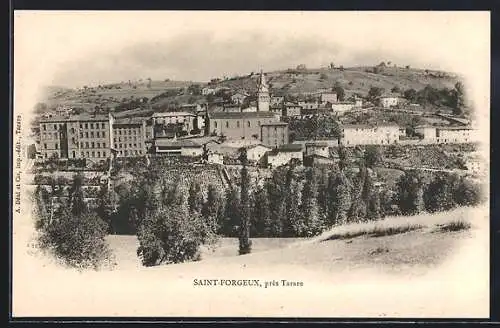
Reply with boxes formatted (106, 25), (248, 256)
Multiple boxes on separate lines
(154, 138), (202, 148)
(152, 111), (195, 117)
(208, 111), (277, 119)
(342, 123), (400, 129)
(113, 117), (146, 125)
(40, 113), (110, 123)
(260, 122), (288, 126)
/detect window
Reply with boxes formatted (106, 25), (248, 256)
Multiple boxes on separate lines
(85, 132), (89, 138)
(92, 151), (95, 157)
(247, 121), (251, 127)
(118, 137), (121, 142)
(43, 124), (46, 131)
(85, 142), (89, 148)
(119, 130), (122, 135)
(125, 150), (128, 156)
(80, 132), (83, 138)
(85, 123), (88, 129)
(102, 151), (106, 157)
(86, 151), (89, 157)
(226, 121), (229, 128)
(72, 137), (76, 144)
(72, 151), (76, 158)
(80, 142), (84, 148)
(133, 143), (137, 147)
(91, 142), (95, 148)
(129, 144), (132, 148)
(45, 153), (47, 158)
(102, 123), (105, 129)
(81, 152), (84, 157)
(103, 142), (106, 148)
(102, 132), (106, 137)
(90, 123), (94, 129)
(97, 151), (101, 157)
(214, 121), (218, 129)
(70, 128), (75, 134)
(90, 132), (94, 138)
(114, 138), (116, 142)
(44, 143), (47, 149)
(54, 132), (58, 139)
(114, 144), (117, 148)
(96, 131), (100, 138)
(134, 137), (137, 141)
(128, 130), (131, 135)
(80, 124), (83, 129)
(97, 142), (100, 148)
(237, 121), (240, 128)
(54, 124), (57, 130)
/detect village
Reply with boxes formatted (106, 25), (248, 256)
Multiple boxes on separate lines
(30, 68), (484, 177)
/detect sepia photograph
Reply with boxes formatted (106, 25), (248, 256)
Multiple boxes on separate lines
(12, 11), (490, 318)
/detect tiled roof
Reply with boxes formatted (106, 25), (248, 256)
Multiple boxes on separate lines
(152, 111), (195, 117)
(208, 111), (277, 119)
(260, 122), (288, 126)
(154, 138), (202, 148)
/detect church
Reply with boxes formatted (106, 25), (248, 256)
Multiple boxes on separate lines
(207, 70), (287, 144)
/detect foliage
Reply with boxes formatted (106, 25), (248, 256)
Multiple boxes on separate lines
(363, 145), (383, 168)
(238, 148), (252, 255)
(396, 170), (425, 215)
(368, 87), (384, 102)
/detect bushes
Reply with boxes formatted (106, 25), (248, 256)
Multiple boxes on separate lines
(38, 207), (113, 269)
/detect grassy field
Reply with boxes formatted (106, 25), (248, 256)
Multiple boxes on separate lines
(13, 202), (488, 317)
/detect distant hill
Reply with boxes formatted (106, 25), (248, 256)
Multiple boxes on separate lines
(37, 65), (462, 115)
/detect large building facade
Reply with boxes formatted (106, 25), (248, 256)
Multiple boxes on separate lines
(339, 124), (400, 146)
(207, 111), (280, 140)
(39, 113), (113, 162)
(112, 117), (148, 157)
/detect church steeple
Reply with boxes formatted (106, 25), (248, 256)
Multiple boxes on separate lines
(257, 69), (270, 112)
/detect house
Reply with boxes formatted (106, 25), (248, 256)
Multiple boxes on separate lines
(224, 104), (241, 113)
(153, 138), (203, 157)
(270, 96), (284, 106)
(283, 103), (302, 117)
(265, 144), (304, 167)
(331, 102), (355, 113)
(151, 111), (197, 136)
(260, 122), (289, 148)
(303, 154), (336, 167)
(245, 144), (272, 163)
(305, 142), (329, 158)
(380, 96), (399, 108)
(298, 101), (319, 110)
(207, 152), (224, 165)
(414, 125), (479, 144)
(202, 87), (217, 96)
(320, 92), (338, 104)
(339, 124), (400, 146)
(231, 92), (249, 105)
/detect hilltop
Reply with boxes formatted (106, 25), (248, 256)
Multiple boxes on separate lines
(35, 65), (462, 116)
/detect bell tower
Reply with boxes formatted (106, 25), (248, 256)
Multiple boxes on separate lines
(257, 70), (270, 112)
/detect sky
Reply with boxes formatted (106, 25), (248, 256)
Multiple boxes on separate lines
(13, 11), (490, 132)
(14, 11), (489, 88)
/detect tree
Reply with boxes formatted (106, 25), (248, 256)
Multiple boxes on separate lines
(363, 145), (383, 168)
(201, 184), (225, 233)
(333, 82), (345, 101)
(223, 187), (241, 237)
(349, 165), (368, 222)
(238, 148), (252, 255)
(329, 171), (352, 226)
(300, 168), (325, 236)
(424, 173), (457, 212)
(188, 181), (205, 214)
(188, 84), (202, 96)
(403, 88), (418, 102)
(368, 87), (384, 102)
(68, 173), (87, 216)
(396, 170), (425, 215)
(251, 184), (271, 237)
(391, 86), (401, 94)
(453, 177), (483, 207)
(282, 163), (301, 237)
(337, 145), (349, 171)
(96, 182), (114, 233)
(267, 169), (286, 236)
(451, 81), (465, 115)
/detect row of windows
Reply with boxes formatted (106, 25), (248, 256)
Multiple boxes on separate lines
(114, 129), (141, 136)
(79, 142), (107, 149)
(80, 131), (106, 138)
(79, 122), (107, 130)
(213, 120), (275, 129)
(75, 151), (107, 158)
(118, 150), (143, 156)
(43, 143), (57, 149)
(114, 143), (140, 149)
(113, 136), (140, 142)
(41, 132), (60, 139)
(42, 124), (64, 131)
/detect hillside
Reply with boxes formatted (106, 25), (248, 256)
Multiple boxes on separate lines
(36, 65), (462, 115)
